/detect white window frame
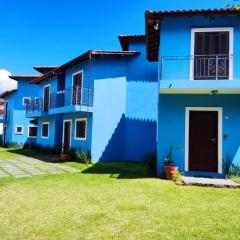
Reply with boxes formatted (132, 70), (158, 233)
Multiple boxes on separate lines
(62, 119), (72, 148)
(28, 125), (38, 138)
(185, 107), (223, 174)
(43, 84), (51, 111)
(75, 118), (87, 140)
(190, 27), (234, 80)
(15, 125), (24, 135)
(22, 97), (31, 106)
(72, 70), (83, 105)
(41, 122), (49, 139)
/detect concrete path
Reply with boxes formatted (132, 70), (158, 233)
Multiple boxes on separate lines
(183, 176), (240, 189)
(0, 157), (81, 179)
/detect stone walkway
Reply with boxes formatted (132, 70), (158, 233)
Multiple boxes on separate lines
(0, 157), (81, 179)
(183, 176), (240, 189)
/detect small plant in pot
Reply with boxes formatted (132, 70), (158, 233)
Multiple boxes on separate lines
(164, 146), (180, 180)
(61, 144), (70, 161)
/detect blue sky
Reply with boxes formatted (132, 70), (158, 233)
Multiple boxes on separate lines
(0, 0), (227, 74)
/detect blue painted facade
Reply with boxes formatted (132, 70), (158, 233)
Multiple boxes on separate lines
(156, 13), (240, 177)
(0, 79), (39, 145)
(26, 38), (158, 162)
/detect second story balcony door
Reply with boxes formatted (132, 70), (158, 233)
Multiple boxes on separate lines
(5, 101), (8, 120)
(72, 71), (83, 105)
(191, 28), (233, 80)
(43, 85), (50, 112)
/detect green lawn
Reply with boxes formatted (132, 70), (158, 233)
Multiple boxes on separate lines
(0, 148), (240, 240)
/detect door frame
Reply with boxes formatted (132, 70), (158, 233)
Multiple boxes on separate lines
(185, 107), (223, 173)
(62, 119), (72, 149)
(190, 27), (234, 80)
(43, 84), (51, 111)
(72, 70), (83, 105)
(3, 125), (7, 145)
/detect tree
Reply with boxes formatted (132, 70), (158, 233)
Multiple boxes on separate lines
(225, 1), (240, 9)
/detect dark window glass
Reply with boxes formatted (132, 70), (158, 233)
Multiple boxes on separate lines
(29, 127), (38, 137)
(76, 120), (86, 139)
(42, 123), (49, 137)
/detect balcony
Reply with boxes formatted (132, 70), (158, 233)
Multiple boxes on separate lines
(159, 54), (240, 94)
(26, 98), (46, 118)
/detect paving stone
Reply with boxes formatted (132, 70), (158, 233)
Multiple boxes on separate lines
(183, 176), (240, 188)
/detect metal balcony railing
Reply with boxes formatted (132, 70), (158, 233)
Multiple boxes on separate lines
(160, 54), (233, 80)
(50, 86), (94, 109)
(26, 98), (43, 115)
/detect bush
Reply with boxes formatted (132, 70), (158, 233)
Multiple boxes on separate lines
(144, 151), (157, 176)
(74, 149), (92, 165)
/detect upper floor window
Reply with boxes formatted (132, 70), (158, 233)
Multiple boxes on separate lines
(43, 85), (50, 112)
(23, 97), (31, 106)
(72, 71), (83, 105)
(75, 118), (87, 140)
(191, 27), (233, 80)
(15, 125), (24, 135)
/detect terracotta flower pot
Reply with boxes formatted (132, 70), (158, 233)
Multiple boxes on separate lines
(164, 166), (179, 180)
(61, 153), (69, 161)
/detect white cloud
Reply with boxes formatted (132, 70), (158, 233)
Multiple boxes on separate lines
(0, 69), (17, 94)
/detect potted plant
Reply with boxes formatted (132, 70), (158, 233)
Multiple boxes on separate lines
(164, 146), (179, 180)
(61, 144), (70, 161)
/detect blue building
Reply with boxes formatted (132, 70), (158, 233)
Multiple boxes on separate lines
(146, 8), (240, 177)
(0, 75), (40, 145)
(26, 35), (158, 162)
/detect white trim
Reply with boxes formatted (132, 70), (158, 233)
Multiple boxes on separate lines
(74, 118), (87, 140)
(190, 27), (234, 80)
(28, 125), (38, 138)
(43, 84), (51, 111)
(185, 107), (223, 174)
(72, 70), (83, 105)
(41, 122), (49, 139)
(62, 119), (72, 148)
(22, 97), (31, 106)
(15, 125), (24, 135)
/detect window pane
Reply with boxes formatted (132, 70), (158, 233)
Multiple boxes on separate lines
(23, 98), (30, 106)
(15, 126), (23, 134)
(76, 120), (86, 139)
(42, 124), (49, 137)
(29, 127), (37, 137)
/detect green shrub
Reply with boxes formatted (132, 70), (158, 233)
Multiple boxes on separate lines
(173, 172), (184, 186)
(74, 149), (92, 165)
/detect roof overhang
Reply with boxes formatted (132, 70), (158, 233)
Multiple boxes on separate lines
(0, 89), (17, 98)
(33, 66), (58, 74)
(31, 50), (140, 84)
(9, 75), (41, 81)
(118, 35), (145, 51)
(145, 8), (240, 62)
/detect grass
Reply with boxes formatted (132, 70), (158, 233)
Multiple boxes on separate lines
(0, 148), (240, 239)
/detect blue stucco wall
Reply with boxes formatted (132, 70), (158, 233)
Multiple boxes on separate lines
(160, 16), (240, 81)
(2, 80), (39, 145)
(63, 112), (92, 151)
(157, 94), (240, 176)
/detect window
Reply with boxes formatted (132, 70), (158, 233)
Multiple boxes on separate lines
(41, 122), (49, 138)
(191, 27), (233, 80)
(75, 118), (87, 140)
(43, 85), (50, 111)
(72, 71), (83, 105)
(28, 126), (38, 138)
(15, 125), (24, 135)
(23, 97), (31, 106)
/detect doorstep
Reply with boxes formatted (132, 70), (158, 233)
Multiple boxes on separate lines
(182, 176), (240, 189)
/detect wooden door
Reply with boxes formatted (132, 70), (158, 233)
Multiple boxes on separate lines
(189, 111), (218, 172)
(63, 121), (71, 151)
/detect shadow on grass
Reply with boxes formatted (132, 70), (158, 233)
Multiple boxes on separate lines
(6, 149), (62, 163)
(81, 161), (153, 179)
(6, 149), (154, 179)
